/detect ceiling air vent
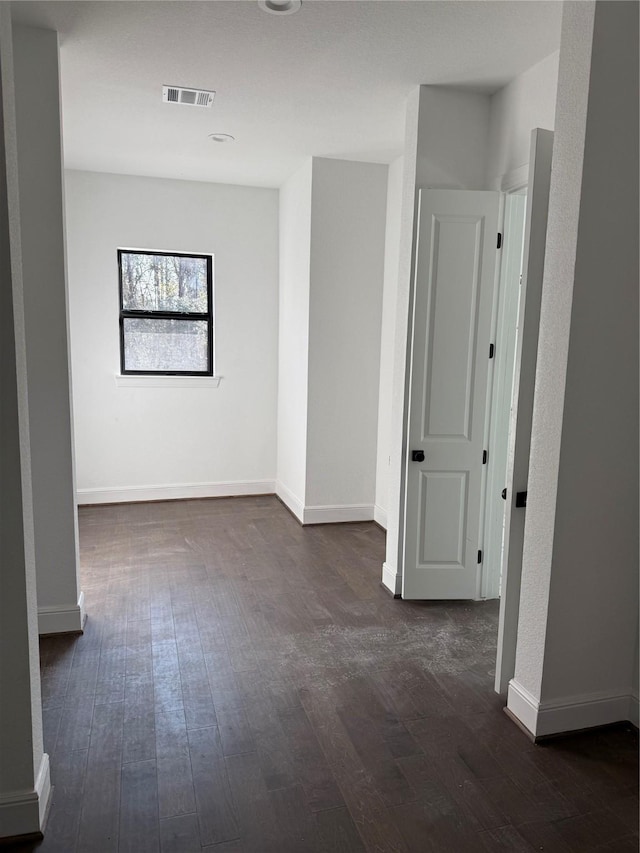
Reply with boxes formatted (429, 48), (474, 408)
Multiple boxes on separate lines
(162, 86), (215, 108)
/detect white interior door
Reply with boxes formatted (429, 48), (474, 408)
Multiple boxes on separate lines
(495, 128), (554, 693)
(403, 189), (500, 600)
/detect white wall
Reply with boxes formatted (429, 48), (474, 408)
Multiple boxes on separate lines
(65, 170), (279, 501)
(13, 25), (83, 633)
(276, 160), (312, 513)
(374, 156), (404, 528)
(305, 157), (387, 512)
(381, 88), (419, 594)
(383, 85), (491, 594)
(0, 11), (49, 837)
(416, 87), (491, 191)
(512, 1), (598, 705)
(510, 0), (639, 736)
(486, 51), (559, 190)
(537, 0), (638, 713)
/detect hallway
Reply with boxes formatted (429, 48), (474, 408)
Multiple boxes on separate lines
(25, 497), (638, 852)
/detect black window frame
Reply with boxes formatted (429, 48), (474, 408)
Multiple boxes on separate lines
(118, 248), (214, 377)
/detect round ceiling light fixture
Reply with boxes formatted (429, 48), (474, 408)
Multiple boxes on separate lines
(258, 0), (302, 15)
(208, 133), (235, 143)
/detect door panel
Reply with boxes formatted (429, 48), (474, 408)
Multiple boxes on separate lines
(403, 189), (500, 600)
(422, 216), (482, 439)
(419, 471), (467, 565)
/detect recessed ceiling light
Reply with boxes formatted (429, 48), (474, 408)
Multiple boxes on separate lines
(208, 133), (235, 143)
(258, 0), (301, 15)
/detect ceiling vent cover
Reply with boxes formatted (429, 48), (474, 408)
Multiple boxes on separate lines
(162, 86), (215, 108)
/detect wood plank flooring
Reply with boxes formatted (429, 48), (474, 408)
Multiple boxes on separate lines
(17, 496), (638, 851)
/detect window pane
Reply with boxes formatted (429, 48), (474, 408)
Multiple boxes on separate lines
(123, 318), (209, 373)
(120, 252), (208, 313)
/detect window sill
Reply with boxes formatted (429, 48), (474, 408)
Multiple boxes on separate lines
(114, 374), (222, 389)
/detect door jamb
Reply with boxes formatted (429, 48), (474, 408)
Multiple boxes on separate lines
(494, 128), (555, 695)
(480, 183), (527, 600)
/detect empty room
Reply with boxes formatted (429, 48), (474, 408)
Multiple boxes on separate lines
(0, 1), (638, 851)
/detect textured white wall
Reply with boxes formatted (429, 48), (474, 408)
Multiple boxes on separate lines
(513, 2), (597, 699)
(0, 10), (46, 834)
(277, 160), (312, 507)
(65, 170), (279, 496)
(13, 26), (81, 620)
(514, 0), (639, 716)
(485, 52), (559, 189)
(538, 0), (638, 704)
(374, 156), (404, 526)
(305, 157), (387, 509)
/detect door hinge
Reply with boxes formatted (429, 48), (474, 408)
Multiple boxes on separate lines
(477, 550), (483, 564)
(483, 449), (488, 464)
(497, 232), (502, 249)
(489, 343), (495, 359)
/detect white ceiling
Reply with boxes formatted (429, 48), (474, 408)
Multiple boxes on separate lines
(11, 0), (562, 188)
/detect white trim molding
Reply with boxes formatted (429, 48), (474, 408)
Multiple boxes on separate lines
(114, 374), (222, 389)
(373, 505), (387, 529)
(506, 680), (540, 735)
(0, 753), (51, 840)
(302, 504), (374, 525)
(508, 678), (638, 738)
(500, 163), (530, 193)
(275, 485), (375, 526)
(382, 561), (402, 597)
(35, 754), (51, 830)
(38, 591), (86, 636)
(275, 481), (305, 523)
(77, 480), (276, 506)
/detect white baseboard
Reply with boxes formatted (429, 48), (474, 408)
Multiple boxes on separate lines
(0, 753), (50, 839)
(508, 678), (638, 738)
(507, 680), (539, 735)
(38, 591), (86, 635)
(373, 505), (387, 529)
(302, 504), (374, 525)
(382, 561), (402, 596)
(35, 754), (51, 831)
(276, 484), (374, 526)
(275, 481), (305, 523)
(77, 480), (276, 506)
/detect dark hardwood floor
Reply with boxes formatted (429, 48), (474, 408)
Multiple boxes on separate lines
(17, 496), (638, 852)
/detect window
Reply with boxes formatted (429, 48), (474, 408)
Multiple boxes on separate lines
(118, 249), (213, 376)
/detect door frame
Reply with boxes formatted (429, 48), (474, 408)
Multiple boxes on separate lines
(495, 129), (554, 694)
(480, 186), (528, 600)
(395, 130), (552, 622)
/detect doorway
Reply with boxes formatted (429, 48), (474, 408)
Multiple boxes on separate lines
(400, 129), (554, 696)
